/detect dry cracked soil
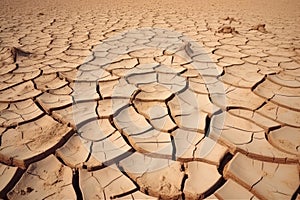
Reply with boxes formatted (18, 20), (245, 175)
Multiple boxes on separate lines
(0, 0), (300, 199)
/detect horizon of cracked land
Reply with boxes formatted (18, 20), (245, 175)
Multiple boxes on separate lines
(0, 0), (300, 199)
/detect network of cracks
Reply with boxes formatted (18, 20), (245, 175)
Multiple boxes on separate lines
(0, 6), (300, 200)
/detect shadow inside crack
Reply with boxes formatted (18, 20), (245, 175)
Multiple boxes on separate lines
(11, 47), (31, 62)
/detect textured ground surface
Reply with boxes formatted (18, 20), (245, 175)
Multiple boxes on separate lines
(0, 0), (300, 199)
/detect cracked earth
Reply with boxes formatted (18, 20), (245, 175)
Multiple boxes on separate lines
(0, 0), (300, 199)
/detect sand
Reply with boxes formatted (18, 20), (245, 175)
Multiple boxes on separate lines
(0, 0), (299, 199)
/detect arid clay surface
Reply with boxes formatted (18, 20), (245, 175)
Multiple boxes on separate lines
(0, 0), (300, 199)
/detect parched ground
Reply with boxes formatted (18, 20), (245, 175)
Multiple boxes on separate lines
(0, 0), (300, 199)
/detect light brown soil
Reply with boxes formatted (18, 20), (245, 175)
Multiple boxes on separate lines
(0, 0), (299, 199)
